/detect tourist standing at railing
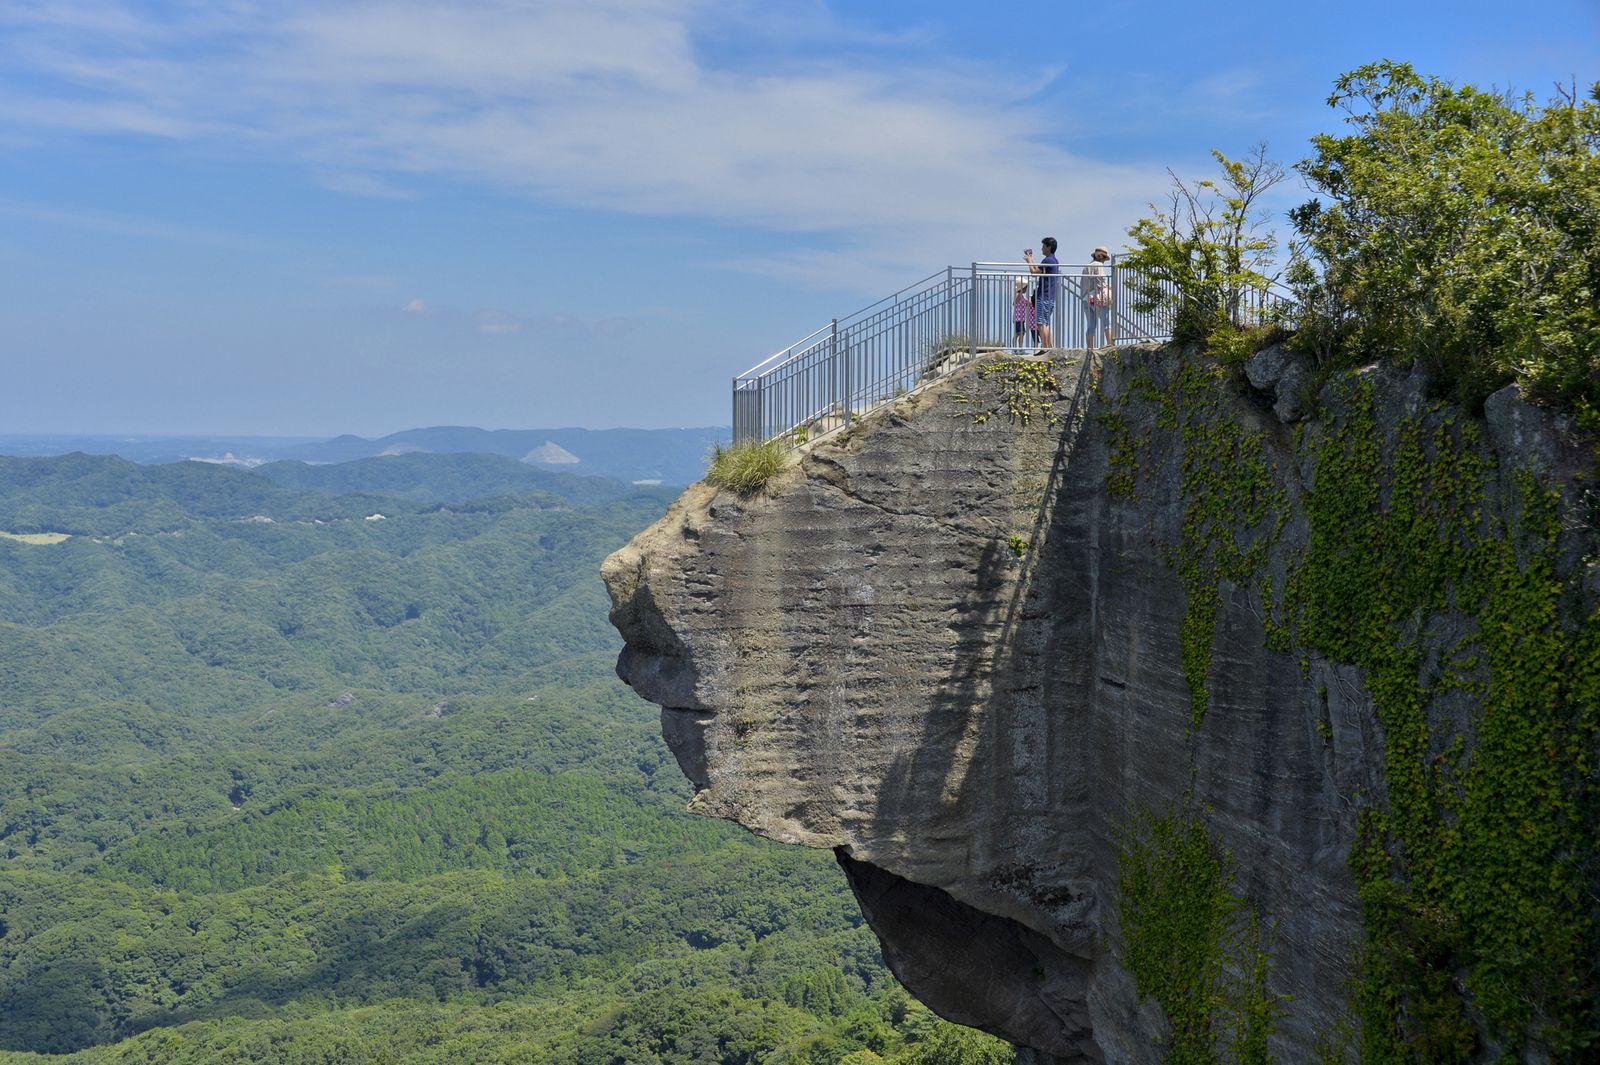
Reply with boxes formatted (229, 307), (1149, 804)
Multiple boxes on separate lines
(1080, 245), (1115, 350)
(1012, 277), (1037, 354)
(1022, 237), (1059, 351)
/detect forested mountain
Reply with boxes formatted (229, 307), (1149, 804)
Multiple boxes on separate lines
(0, 454), (1010, 1064)
(253, 452), (641, 506)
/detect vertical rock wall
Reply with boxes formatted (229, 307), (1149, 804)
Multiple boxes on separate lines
(602, 346), (1598, 1063)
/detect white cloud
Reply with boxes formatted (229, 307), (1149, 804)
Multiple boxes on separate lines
(401, 297), (428, 314)
(0, 0), (1172, 287)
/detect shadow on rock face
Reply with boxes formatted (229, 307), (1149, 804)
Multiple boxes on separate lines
(598, 356), (1127, 1059)
(838, 851), (1103, 1064)
(596, 349), (1471, 1062)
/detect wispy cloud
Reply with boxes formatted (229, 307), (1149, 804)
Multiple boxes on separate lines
(0, 0), (1172, 287)
(391, 298), (640, 340)
(314, 170), (416, 200)
(0, 196), (242, 246)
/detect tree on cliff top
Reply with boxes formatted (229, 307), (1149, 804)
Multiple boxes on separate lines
(1119, 143), (1290, 345)
(1291, 62), (1600, 422)
(1123, 62), (1600, 428)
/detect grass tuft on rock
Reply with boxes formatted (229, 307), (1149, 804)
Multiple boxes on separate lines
(707, 439), (786, 496)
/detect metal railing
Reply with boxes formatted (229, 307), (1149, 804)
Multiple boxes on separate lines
(731, 261), (1293, 446)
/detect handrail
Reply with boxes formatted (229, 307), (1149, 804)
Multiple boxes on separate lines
(731, 261), (1294, 447)
(735, 268), (954, 380)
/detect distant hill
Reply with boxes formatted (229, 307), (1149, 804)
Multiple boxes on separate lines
(0, 434), (317, 466)
(0, 426), (726, 485)
(253, 452), (644, 506)
(277, 426), (723, 484)
(0, 453), (675, 538)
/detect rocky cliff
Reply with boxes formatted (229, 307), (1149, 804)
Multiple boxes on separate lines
(602, 345), (1599, 1064)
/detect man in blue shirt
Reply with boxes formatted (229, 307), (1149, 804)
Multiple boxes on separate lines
(1023, 237), (1059, 350)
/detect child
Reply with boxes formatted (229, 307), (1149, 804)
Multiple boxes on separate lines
(1012, 277), (1036, 354)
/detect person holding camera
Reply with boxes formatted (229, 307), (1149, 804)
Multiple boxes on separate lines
(1022, 237), (1059, 352)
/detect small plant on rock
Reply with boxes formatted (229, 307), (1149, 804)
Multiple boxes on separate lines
(707, 439), (786, 496)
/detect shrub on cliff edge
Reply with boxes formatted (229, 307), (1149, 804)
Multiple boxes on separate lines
(1120, 143), (1290, 346)
(707, 439), (785, 496)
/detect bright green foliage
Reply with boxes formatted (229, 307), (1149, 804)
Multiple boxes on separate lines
(1100, 350), (1294, 1061)
(883, 1022), (1014, 1065)
(1106, 351), (1289, 727)
(0, 849), (876, 1054)
(95, 769), (741, 891)
(1100, 343), (1598, 1059)
(1100, 347), (1286, 722)
(0, 992), (1007, 1065)
(1172, 357), (1289, 727)
(1096, 406), (1140, 501)
(1291, 62), (1600, 422)
(707, 439), (787, 495)
(956, 358), (1062, 427)
(1121, 145), (1289, 342)
(1116, 803), (1285, 1065)
(1127, 63), (1600, 426)
(1288, 374), (1599, 1059)
(1230, 911), (1282, 1065)
(0, 455), (1014, 1064)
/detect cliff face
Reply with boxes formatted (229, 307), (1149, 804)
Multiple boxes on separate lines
(602, 346), (1599, 1063)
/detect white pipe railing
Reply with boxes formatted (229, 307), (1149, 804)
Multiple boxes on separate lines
(731, 261), (1293, 447)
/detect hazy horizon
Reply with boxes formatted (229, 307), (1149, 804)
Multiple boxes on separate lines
(0, 423), (730, 443)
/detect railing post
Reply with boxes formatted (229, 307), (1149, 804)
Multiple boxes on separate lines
(840, 322), (852, 424)
(1110, 259), (1120, 347)
(733, 377), (762, 445)
(969, 262), (978, 362)
(943, 266), (953, 368)
(830, 318), (841, 422)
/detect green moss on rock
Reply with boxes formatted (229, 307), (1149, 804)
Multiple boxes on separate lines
(1102, 347), (1598, 1060)
(1117, 802), (1286, 1065)
(1292, 376), (1597, 1059)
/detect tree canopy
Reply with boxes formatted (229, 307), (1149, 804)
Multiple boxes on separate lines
(0, 454), (1013, 1064)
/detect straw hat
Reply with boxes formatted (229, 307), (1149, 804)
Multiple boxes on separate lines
(1092, 245), (1110, 259)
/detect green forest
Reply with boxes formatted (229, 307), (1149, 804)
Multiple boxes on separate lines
(0, 452), (1011, 1064)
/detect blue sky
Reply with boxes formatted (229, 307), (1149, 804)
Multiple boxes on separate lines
(2, 0), (1596, 437)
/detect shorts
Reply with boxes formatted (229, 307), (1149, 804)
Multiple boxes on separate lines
(1085, 302), (1111, 332)
(1035, 298), (1056, 324)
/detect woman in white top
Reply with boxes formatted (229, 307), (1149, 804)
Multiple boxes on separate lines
(1080, 246), (1114, 351)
